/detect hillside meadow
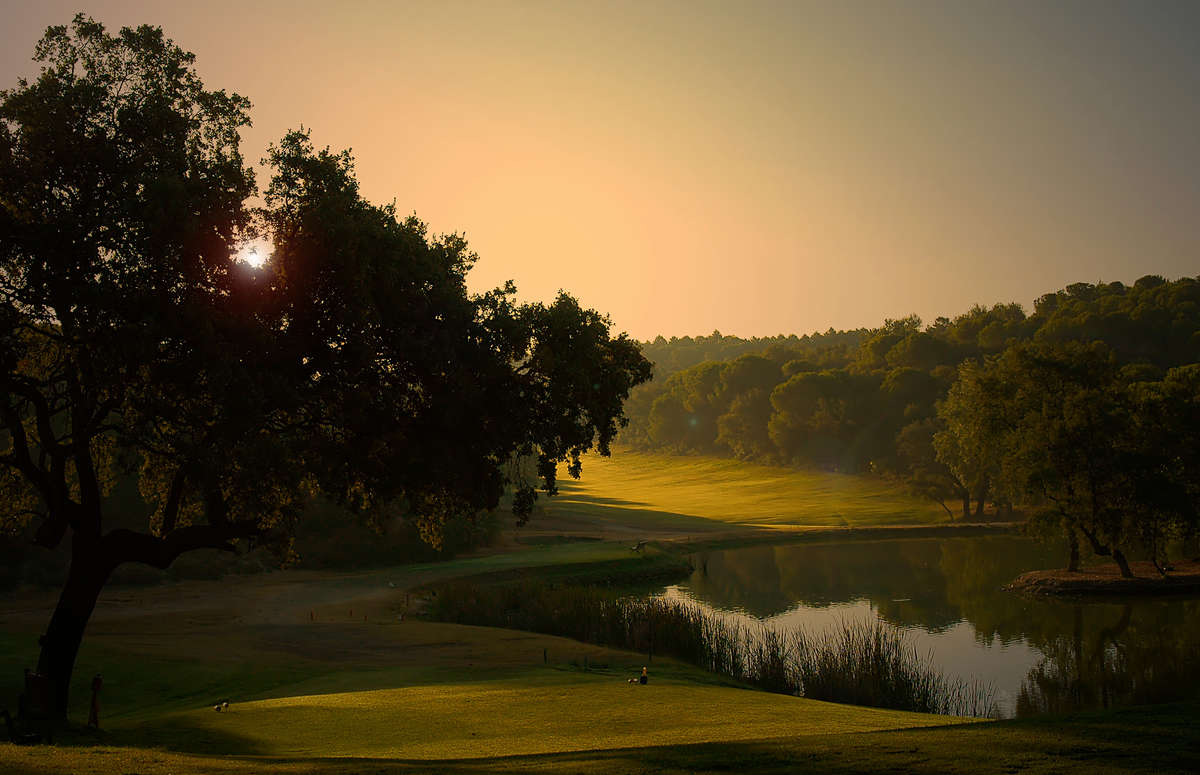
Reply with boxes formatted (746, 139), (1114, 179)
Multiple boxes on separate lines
(529, 449), (950, 538)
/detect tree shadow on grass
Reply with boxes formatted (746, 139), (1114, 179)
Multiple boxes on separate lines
(101, 715), (274, 756)
(547, 495), (727, 533)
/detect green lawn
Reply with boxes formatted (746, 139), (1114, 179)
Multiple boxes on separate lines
(542, 449), (948, 532)
(0, 628), (971, 771)
(126, 670), (955, 760)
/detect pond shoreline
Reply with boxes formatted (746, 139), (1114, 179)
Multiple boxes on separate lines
(1005, 559), (1200, 597)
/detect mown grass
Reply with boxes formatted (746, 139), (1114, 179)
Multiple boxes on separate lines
(1, 700), (1195, 773)
(0, 630), (958, 764)
(116, 670), (955, 759)
(543, 449), (949, 532)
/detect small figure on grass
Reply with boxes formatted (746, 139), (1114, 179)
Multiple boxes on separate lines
(627, 666), (649, 685)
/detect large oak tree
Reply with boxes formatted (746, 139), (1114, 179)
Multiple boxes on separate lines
(0, 15), (650, 721)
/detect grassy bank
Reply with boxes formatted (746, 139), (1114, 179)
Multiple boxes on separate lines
(0, 627), (962, 767)
(425, 542), (694, 590)
(425, 581), (996, 717)
(1007, 558), (1200, 596)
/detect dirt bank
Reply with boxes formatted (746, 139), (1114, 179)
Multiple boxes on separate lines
(1006, 559), (1200, 596)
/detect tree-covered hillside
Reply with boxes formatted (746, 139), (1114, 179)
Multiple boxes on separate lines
(624, 276), (1200, 573)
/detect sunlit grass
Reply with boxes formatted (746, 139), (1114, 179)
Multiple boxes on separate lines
(0, 630), (961, 766)
(128, 670), (952, 760)
(544, 449), (947, 531)
(2, 700), (1195, 774)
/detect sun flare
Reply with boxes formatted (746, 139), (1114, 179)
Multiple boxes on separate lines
(237, 239), (271, 269)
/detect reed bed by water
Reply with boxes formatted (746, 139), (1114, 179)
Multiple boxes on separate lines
(425, 581), (998, 717)
(790, 620), (997, 717)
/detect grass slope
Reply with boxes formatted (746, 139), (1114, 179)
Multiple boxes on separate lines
(131, 671), (952, 760)
(0, 627), (961, 770)
(540, 449), (947, 534)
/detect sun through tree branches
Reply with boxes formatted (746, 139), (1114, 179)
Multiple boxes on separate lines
(0, 15), (650, 722)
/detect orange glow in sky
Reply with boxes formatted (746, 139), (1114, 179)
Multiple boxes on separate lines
(3, 0), (1197, 339)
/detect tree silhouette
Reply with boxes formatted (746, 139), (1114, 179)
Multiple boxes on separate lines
(0, 16), (651, 722)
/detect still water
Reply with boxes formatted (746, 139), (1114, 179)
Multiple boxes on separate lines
(660, 537), (1200, 716)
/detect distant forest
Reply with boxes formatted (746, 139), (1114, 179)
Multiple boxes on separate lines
(622, 275), (1200, 571)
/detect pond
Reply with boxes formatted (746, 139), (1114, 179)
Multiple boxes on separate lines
(659, 536), (1200, 717)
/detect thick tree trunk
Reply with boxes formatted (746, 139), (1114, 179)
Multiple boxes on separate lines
(973, 477), (989, 520)
(961, 492), (971, 521)
(34, 535), (113, 722)
(1066, 529), (1080, 572)
(1112, 548), (1133, 579)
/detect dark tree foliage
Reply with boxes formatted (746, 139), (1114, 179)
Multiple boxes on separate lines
(638, 328), (867, 380)
(0, 16), (650, 721)
(934, 342), (1200, 575)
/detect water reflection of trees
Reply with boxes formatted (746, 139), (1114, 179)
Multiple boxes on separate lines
(1018, 603), (1200, 715)
(681, 537), (1200, 715)
(686, 538), (1060, 636)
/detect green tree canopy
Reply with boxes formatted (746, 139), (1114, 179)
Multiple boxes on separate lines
(935, 342), (1199, 575)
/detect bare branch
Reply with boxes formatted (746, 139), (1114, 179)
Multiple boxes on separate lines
(1, 375), (69, 458)
(104, 522), (262, 570)
(0, 401), (50, 498)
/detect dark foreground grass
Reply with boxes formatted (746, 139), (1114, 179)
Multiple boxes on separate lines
(1, 700), (1194, 774)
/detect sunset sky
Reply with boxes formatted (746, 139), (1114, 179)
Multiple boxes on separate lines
(3, 1), (1198, 340)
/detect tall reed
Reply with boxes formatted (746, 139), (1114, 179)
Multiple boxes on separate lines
(425, 580), (998, 717)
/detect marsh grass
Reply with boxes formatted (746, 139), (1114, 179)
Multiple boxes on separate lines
(790, 620), (998, 717)
(426, 581), (998, 717)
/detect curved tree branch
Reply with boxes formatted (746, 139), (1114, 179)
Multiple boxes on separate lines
(0, 401), (51, 498)
(2, 375), (69, 458)
(104, 522), (263, 570)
